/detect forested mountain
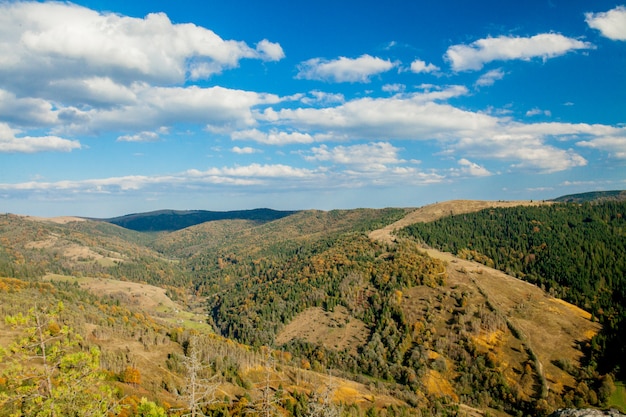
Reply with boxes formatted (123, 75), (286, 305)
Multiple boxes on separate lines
(100, 208), (298, 232)
(551, 190), (626, 203)
(0, 196), (624, 416)
(400, 201), (626, 379)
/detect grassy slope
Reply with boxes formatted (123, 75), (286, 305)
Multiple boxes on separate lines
(369, 200), (601, 407)
(609, 382), (626, 412)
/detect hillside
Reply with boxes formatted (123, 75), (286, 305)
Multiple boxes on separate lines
(368, 200), (548, 244)
(399, 200), (626, 383)
(0, 197), (622, 416)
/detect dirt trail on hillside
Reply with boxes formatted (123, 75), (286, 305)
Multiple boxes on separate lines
(20, 215), (86, 224)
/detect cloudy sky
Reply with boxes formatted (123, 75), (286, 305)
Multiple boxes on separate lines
(1, 0), (625, 217)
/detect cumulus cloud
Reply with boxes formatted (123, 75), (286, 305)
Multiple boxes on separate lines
(0, 164), (319, 196)
(300, 91), (345, 105)
(0, 2), (283, 91)
(296, 54), (395, 82)
(255, 39), (286, 61)
(457, 158), (492, 177)
(475, 69), (505, 87)
(382, 84), (406, 93)
(0, 89), (59, 128)
(0, 123), (81, 153)
(231, 129), (316, 145)
(445, 33), (593, 71)
(586, 6), (626, 41)
(525, 108), (552, 117)
(410, 59), (440, 73)
(304, 142), (404, 171)
(214, 164), (314, 178)
(0, 2), (286, 144)
(232, 146), (260, 154)
(0, 158), (451, 203)
(117, 131), (161, 143)
(262, 87), (491, 140)
(456, 133), (587, 173)
(56, 85), (279, 136)
(259, 92), (621, 173)
(578, 135), (626, 159)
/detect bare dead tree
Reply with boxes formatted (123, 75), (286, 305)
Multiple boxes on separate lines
(173, 335), (220, 417)
(308, 371), (341, 417)
(248, 347), (283, 417)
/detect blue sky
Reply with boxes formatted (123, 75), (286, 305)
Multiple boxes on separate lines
(0, 0), (624, 217)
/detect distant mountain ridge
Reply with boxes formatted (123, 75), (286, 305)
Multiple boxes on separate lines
(96, 190), (625, 232)
(100, 208), (299, 232)
(551, 190), (626, 203)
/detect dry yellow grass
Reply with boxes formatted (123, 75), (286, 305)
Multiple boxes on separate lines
(551, 297), (592, 320)
(44, 274), (212, 331)
(18, 215), (86, 224)
(275, 306), (368, 354)
(472, 330), (504, 351)
(423, 369), (458, 400)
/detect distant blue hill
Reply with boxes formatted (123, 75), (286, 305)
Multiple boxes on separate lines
(551, 190), (626, 203)
(99, 208), (299, 232)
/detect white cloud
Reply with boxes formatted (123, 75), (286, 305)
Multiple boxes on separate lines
(456, 133), (587, 173)
(47, 77), (138, 108)
(445, 34), (593, 71)
(382, 84), (406, 93)
(577, 135), (626, 159)
(255, 39), (286, 61)
(475, 69), (505, 87)
(57, 85), (279, 135)
(260, 92), (622, 173)
(231, 129), (316, 145)
(0, 158), (452, 203)
(263, 87), (490, 140)
(0, 2), (285, 139)
(304, 142), (404, 171)
(0, 164), (319, 196)
(457, 158), (492, 177)
(410, 59), (439, 73)
(0, 89), (59, 128)
(194, 164), (316, 179)
(0, 2), (282, 91)
(586, 6), (626, 41)
(525, 108), (552, 117)
(296, 54), (395, 83)
(232, 146), (260, 154)
(300, 91), (345, 105)
(0, 123), (81, 153)
(117, 131), (161, 143)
